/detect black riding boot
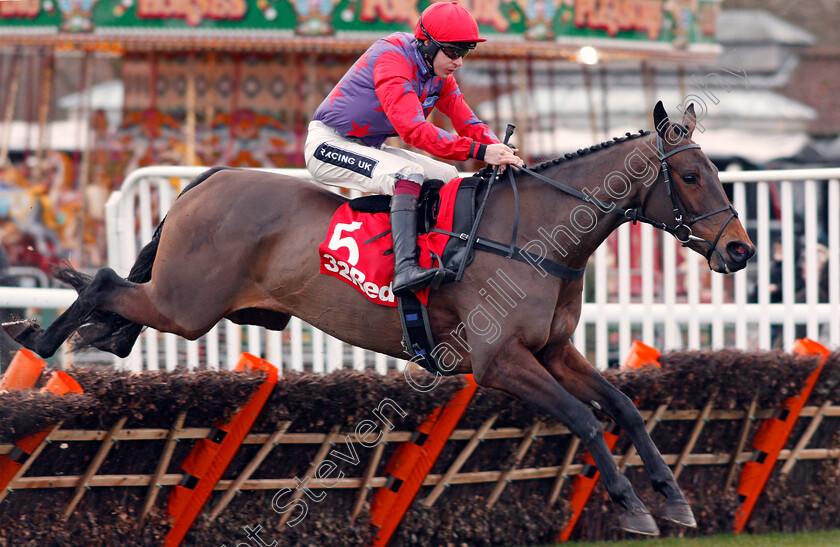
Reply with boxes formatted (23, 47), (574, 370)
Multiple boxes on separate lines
(390, 193), (445, 295)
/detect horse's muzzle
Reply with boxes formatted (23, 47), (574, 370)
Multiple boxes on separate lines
(719, 240), (755, 273)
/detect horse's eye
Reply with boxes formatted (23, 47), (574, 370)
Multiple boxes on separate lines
(681, 174), (698, 185)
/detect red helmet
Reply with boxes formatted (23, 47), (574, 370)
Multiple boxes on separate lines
(414, 2), (485, 44)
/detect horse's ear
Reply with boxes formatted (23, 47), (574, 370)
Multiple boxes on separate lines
(653, 100), (670, 140)
(681, 103), (697, 139)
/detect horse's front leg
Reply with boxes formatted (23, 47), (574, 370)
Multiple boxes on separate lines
(542, 341), (696, 528)
(473, 341), (659, 536)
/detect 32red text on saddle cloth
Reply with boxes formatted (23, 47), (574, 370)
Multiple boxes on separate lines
(319, 179), (463, 306)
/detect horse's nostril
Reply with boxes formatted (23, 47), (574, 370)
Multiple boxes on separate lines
(726, 241), (752, 262)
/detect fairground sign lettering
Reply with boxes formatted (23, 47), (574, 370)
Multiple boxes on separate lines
(0, 0), (40, 18)
(0, 0), (719, 47)
(136, 0), (249, 27)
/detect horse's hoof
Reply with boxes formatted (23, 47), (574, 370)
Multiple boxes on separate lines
(2, 319), (41, 341)
(619, 510), (660, 536)
(660, 501), (697, 528)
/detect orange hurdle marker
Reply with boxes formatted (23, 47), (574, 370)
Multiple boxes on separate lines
(165, 353), (278, 547)
(734, 338), (830, 533)
(623, 340), (661, 370)
(0, 369), (83, 494)
(557, 341), (661, 542)
(369, 374), (479, 547)
(0, 348), (45, 390)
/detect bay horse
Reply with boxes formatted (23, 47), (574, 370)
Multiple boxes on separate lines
(4, 102), (754, 535)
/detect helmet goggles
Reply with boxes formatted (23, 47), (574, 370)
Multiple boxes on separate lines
(420, 18), (477, 59)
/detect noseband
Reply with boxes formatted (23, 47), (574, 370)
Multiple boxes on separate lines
(512, 134), (738, 262)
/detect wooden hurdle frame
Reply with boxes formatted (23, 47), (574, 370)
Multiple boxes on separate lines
(1, 340), (837, 544)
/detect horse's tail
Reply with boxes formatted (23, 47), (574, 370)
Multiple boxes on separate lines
(61, 167), (232, 354)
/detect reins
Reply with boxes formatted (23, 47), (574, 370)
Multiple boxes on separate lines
(450, 129), (738, 282)
(455, 124), (516, 281)
(508, 133), (738, 262)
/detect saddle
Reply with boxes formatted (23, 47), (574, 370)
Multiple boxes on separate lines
(347, 176), (483, 285)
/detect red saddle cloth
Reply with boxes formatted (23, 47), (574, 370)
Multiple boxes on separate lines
(319, 178), (463, 307)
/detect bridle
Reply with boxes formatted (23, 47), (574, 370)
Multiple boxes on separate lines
(508, 132), (738, 262)
(639, 134), (738, 260)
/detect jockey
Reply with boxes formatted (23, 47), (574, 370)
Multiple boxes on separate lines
(305, 1), (523, 295)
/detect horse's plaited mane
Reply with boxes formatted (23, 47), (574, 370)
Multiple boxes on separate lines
(529, 129), (652, 173)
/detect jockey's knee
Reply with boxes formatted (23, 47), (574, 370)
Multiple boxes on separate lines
(393, 170), (424, 186)
(385, 169), (424, 195)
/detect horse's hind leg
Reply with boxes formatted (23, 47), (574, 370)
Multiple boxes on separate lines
(75, 321), (145, 358)
(543, 342), (696, 528)
(4, 286), (103, 358)
(5, 268), (201, 359)
(474, 342), (659, 536)
(51, 267), (147, 357)
(81, 268), (214, 338)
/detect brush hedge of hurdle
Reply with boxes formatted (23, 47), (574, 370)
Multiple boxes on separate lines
(0, 344), (839, 546)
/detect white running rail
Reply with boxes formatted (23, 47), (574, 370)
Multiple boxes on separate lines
(1, 166), (838, 371)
